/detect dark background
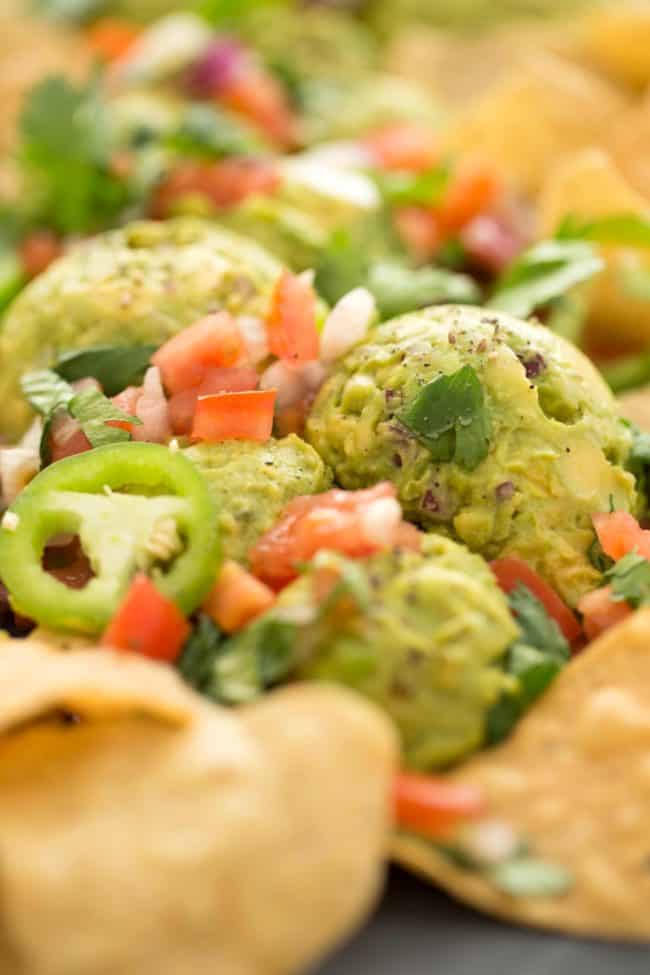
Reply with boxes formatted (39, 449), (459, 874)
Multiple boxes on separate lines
(317, 867), (650, 974)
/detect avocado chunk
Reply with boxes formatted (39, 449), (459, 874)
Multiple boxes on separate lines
(182, 435), (331, 564)
(307, 305), (639, 605)
(0, 218), (281, 439)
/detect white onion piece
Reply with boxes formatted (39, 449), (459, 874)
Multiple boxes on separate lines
(133, 367), (171, 443)
(237, 314), (270, 365)
(0, 447), (40, 506)
(115, 13), (212, 86)
(462, 820), (520, 866)
(320, 288), (377, 363)
(360, 497), (402, 548)
(259, 360), (304, 409)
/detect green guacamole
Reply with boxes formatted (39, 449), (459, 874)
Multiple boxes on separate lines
(182, 436), (331, 564)
(307, 305), (639, 606)
(276, 535), (517, 769)
(0, 218), (281, 439)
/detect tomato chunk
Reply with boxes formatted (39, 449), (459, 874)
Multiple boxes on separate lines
(577, 585), (633, 642)
(394, 206), (442, 263)
(86, 18), (140, 62)
(220, 70), (297, 149)
(48, 412), (91, 463)
(249, 483), (420, 590)
(19, 231), (63, 279)
(150, 158), (280, 218)
(191, 389), (275, 443)
(593, 510), (650, 561)
(102, 574), (190, 662)
(490, 556), (582, 645)
(266, 271), (319, 365)
(365, 122), (439, 172)
(437, 158), (502, 233)
(152, 312), (245, 395)
(394, 772), (486, 840)
(168, 366), (258, 435)
(203, 559), (275, 633)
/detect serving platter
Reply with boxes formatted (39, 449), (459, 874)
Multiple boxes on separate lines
(320, 867), (650, 974)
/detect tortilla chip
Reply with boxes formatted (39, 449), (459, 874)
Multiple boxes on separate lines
(607, 92), (650, 203)
(538, 148), (650, 356)
(578, 2), (650, 90)
(393, 608), (650, 942)
(442, 53), (628, 197)
(0, 641), (396, 975)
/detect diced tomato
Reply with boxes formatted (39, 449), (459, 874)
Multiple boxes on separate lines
(48, 411), (91, 463)
(577, 585), (633, 642)
(191, 389), (275, 443)
(394, 206), (442, 263)
(150, 158), (281, 219)
(19, 231), (63, 279)
(364, 123), (439, 172)
(101, 574), (189, 662)
(203, 559), (275, 633)
(437, 158), (502, 234)
(220, 70), (297, 149)
(266, 271), (320, 365)
(490, 556), (582, 645)
(394, 772), (486, 840)
(168, 365), (258, 435)
(108, 385), (142, 433)
(86, 18), (140, 62)
(592, 510), (650, 561)
(152, 312), (245, 396)
(249, 483), (419, 590)
(460, 214), (523, 275)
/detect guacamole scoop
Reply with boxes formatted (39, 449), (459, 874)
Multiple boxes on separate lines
(307, 306), (638, 605)
(275, 535), (517, 770)
(0, 218), (281, 439)
(182, 436), (331, 564)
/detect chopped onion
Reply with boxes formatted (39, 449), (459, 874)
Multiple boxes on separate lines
(237, 315), (269, 365)
(116, 14), (213, 86)
(461, 819), (520, 866)
(185, 36), (247, 97)
(259, 360), (304, 409)
(0, 447), (40, 506)
(133, 367), (171, 444)
(320, 288), (377, 363)
(360, 497), (402, 548)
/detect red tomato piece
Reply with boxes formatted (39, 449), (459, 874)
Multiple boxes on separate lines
(203, 559), (275, 633)
(460, 214), (523, 275)
(364, 122), (439, 172)
(48, 412), (91, 463)
(490, 556), (582, 645)
(101, 574), (190, 662)
(109, 385), (142, 433)
(394, 772), (486, 840)
(394, 206), (443, 262)
(152, 312), (245, 395)
(150, 158), (281, 218)
(168, 366), (259, 435)
(86, 18), (140, 62)
(220, 70), (297, 149)
(249, 483), (418, 590)
(437, 158), (502, 234)
(577, 585), (633, 642)
(593, 510), (650, 561)
(191, 389), (275, 443)
(19, 231), (63, 279)
(266, 271), (320, 365)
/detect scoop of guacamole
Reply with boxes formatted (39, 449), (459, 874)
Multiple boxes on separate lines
(276, 535), (517, 769)
(307, 305), (639, 605)
(182, 435), (331, 563)
(0, 218), (281, 438)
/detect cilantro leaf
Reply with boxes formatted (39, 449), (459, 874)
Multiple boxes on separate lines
(376, 165), (450, 208)
(601, 350), (650, 394)
(605, 552), (650, 608)
(68, 388), (140, 448)
(489, 857), (573, 897)
(21, 369), (74, 417)
(489, 239), (603, 319)
(366, 260), (481, 319)
(207, 616), (298, 705)
(164, 104), (263, 160)
(54, 344), (156, 396)
(508, 584), (570, 663)
(557, 212), (650, 248)
(177, 614), (225, 693)
(399, 365), (490, 471)
(19, 76), (130, 235)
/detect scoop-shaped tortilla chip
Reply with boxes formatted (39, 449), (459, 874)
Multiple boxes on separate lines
(538, 148), (650, 356)
(0, 640), (396, 975)
(394, 609), (650, 941)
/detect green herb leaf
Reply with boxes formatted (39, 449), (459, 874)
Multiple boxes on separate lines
(489, 240), (603, 318)
(508, 584), (570, 663)
(399, 365), (490, 471)
(0, 249), (26, 316)
(309, 551), (372, 618)
(164, 104), (263, 160)
(21, 369), (74, 417)
(207, 615), (298, 705)
(68, 388), (140, 448)
(605, 551), (650, 608)
(32, 0), (105, 23)
(557, 212), (650, 248)
(177, 614), (225, 693)
(376, 165), (450, 208)
(366, 260), (481, 319)
(588, 536), (614, 574)
(489, 857), (573, 897)
(601, 351), (650, 394)
(54, 345), (156, 396)
(19, 76), (131, 235)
